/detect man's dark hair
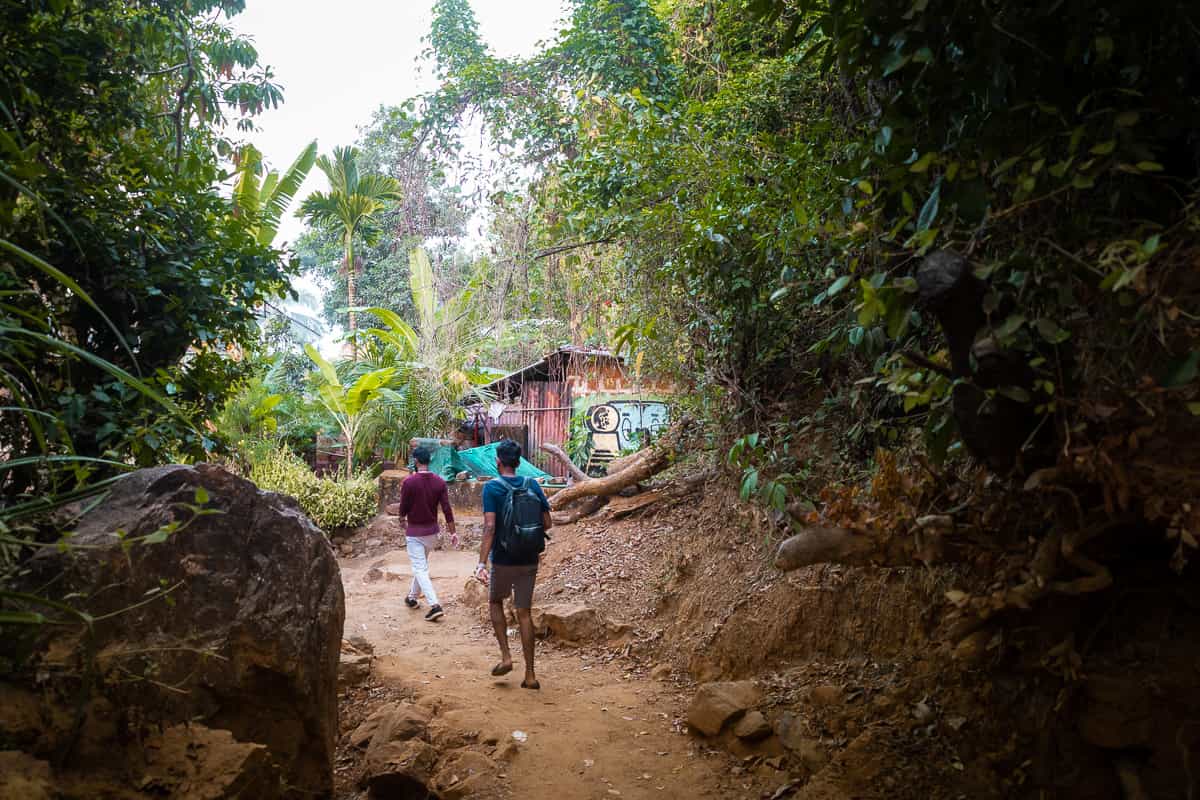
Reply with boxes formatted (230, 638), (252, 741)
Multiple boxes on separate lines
(412, 446), (432, 465)
(496, 439), (521, 469)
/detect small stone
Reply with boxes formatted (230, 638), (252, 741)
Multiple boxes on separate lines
(774, 712), (827, 772)
(733, 711), (772, 741)
(339, 543), (354, 556)
(347, 635), (374, 654)
(338, 653), (372, 687)
(650, 663), (672, 680)
(686, 681), (761, 737)
(365, 538), (383, 548)
(363, 568), (383, 583)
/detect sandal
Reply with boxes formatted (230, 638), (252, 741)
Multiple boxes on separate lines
(491, 662), (513, 677)
(521, 679), (540, 690)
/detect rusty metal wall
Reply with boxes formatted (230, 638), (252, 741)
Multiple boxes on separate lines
(519, 381), (572, 473)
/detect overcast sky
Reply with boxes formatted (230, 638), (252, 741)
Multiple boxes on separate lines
(230, 0), (566, 245)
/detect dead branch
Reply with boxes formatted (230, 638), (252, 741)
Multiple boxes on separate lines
(548, 417), (697, 510)
(539, 442), (589, 483)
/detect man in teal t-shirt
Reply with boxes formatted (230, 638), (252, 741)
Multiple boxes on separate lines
(475, 440), (552, 689)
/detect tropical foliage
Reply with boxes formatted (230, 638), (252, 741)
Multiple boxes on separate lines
(299, 146), (402, 350)
(248, 446), (376, 532)
(232, 140), (318, 246)
(0, 0), (295, 476)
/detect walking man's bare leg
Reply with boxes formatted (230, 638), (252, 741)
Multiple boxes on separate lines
(490, 600), (513, 673)
(516, 607), (537, 687)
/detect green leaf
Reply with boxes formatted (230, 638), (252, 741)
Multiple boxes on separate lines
(1162, 351), (1200, 388)
(305, 343), (341, 388)
(916, 183), (941, 232)
(1135, 161), (1164, 172)
(194, 486), (210, 505)
(1036, 319), (1070, 343)
(827, 275), (852, 297)
(881, 51), (911, 77)
(995, 314), (1026, 339)
(142, 528), (171, 545)
(1090, 140), (1116, 155)
(909, 153), (935, 173)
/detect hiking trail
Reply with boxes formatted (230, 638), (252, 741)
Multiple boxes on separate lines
(335, 513), (767, 800)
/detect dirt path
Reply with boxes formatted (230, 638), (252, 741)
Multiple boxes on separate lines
(338, 534), (766, 800)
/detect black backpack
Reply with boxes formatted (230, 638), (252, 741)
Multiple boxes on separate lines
(496, 477), (548, 560)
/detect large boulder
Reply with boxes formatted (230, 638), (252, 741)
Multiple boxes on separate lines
(1, 464), (344, 798)
(686, 680), (761, 736)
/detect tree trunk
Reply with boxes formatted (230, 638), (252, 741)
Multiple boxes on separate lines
(551, 496), (608, 525)
(539, 442), (589, 483)
(345, 233), (357, 360)
(548, 417), (696, 510)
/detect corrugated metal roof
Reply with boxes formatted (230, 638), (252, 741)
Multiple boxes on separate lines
(476, 345), (623, 395)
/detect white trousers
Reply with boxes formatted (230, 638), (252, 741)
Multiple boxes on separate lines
(405, 535), (439, 606)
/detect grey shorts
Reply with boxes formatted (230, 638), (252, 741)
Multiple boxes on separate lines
(489, 563), (538, 608)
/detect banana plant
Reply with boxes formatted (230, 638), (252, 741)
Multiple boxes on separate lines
(304, 343), (394, 474)
(348, 247), (503, 458)
(232, 140), (318, 246)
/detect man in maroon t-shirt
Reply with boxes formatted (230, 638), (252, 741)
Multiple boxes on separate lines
(398, 446), (458, 621)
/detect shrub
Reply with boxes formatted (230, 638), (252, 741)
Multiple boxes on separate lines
(249, 447), (377, 533)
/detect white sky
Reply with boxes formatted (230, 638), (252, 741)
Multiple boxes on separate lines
(230, 0), (566, 246)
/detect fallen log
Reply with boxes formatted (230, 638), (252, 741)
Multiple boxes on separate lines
(551, 496), (608, 525)
(548, 416), (697, 510)
(539, 442), (590, 483)
(604, 450), (640, 477)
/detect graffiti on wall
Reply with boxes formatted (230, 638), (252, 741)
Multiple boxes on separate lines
(582, 399), (670, 475)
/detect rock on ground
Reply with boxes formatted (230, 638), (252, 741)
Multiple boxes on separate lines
(734, 710), (773, 741)
(687, 681), (762, 736)
(362, 739), (439, 798)
(533, 604), (609, 644)
(1, 464), (344, 798)
(139, 723), (281, 800)
(458, 578), (489, 609)
(774, 712), (829, 772)
(360, 703), (433, 753)
(340, 652), (373, 687)
(432, 749), (499, 800)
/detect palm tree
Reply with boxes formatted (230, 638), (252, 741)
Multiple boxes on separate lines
(298, 147), (402, 358)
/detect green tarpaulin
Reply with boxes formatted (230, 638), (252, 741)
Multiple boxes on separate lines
(410, 439), (550, 481)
